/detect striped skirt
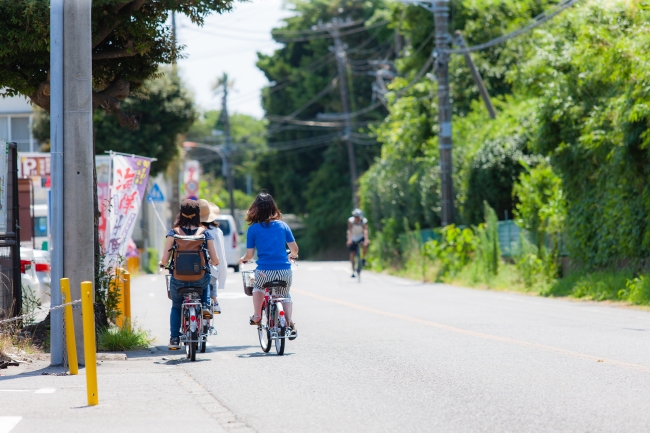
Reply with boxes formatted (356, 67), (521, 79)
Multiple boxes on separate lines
(253, 269), (292, 301)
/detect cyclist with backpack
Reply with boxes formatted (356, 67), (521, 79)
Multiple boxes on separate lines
(240, 192), (299, 338)
(159, 199), (220, 350)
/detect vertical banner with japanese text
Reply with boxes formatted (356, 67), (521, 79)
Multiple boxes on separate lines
(95, 156), (111, 252)
(105, 154), (152, 264)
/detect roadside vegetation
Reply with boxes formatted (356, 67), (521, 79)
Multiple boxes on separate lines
(361, 0), (650, 305)
(97, 322), (153, 352)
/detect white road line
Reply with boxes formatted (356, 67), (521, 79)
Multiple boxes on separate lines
(0, 417), (21, 433)
(149, 293), (155, 297)
(34, 388), (56, 394)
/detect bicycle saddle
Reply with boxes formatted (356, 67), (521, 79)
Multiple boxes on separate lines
(177, 287), (202, 295)
(263, 280), (287, 288)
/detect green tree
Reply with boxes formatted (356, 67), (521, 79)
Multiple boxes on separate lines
(33, 70), (196, 175)
(359, 0), (557, 259)
(186, 110), (267, 197)
(256, 0), (392, 256)
(514, 1), (648, 268)
(0, 0), (235, 125)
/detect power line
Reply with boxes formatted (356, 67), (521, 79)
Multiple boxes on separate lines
(274, 20), (389, 43)
(267, 79), (338, 134)
(266, 55), (336, 94)
(445, 0), (582, 54)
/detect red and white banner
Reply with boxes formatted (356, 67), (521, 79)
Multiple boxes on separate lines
(95, 156), (111, 251)
(183, 160), (200, 200)
(104, 154), (152, 264)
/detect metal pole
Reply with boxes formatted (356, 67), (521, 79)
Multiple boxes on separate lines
(434, 0), (454, 226)
(63, 0), (94, 364)
(455, 31), (496, 119)
(49, 0), (64, 366)
(221, 74), (237, 226)
(330, 20), (359, 208)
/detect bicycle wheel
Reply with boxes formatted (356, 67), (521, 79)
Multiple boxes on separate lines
(356, 248), (362, 282)
(258, 304), (272, 353)
(200, 339), (207, 353)
(188, 331), (198, 361)
(275, 326), (286, 356)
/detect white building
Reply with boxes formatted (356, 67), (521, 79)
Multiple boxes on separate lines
(0, 93), (39, 152)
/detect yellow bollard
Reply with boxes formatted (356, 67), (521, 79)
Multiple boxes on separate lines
(115, 268), (125, 328)
(60, 278), (78, 375)
(81, 281), (98, 406)
(123, 270), (131, 326)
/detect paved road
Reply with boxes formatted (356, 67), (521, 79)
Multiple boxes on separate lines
(131, 262), (650, 432)
(4, 261), (650, 432)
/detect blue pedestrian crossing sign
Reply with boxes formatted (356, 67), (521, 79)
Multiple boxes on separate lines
(147, 183), (165, 202)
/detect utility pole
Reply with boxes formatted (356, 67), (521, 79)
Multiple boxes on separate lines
(170, 11), (180, 215)
(454, 31), (496, 119)
(216, 73), (236, 225)
(50, 0), (64, 367)
(433, 0), (455, 226)
(50, 0), (94, 365)
(317, 18), (359, 208)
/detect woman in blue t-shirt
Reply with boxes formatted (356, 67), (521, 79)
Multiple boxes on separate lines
(240, 192), (299, 338)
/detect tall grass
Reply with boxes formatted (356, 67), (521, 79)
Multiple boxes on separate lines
(98, 322), (152, 351)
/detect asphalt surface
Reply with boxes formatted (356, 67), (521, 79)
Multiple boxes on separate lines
(4, 261), (650, 432)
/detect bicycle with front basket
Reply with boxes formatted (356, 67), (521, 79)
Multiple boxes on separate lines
(242, 261), (295, 356)
(164, 271), (215, 361)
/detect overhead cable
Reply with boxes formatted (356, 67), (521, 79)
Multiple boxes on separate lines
(267, 79), (338, 134)
(274, 20), (389, 43)
(445, 0), (582, 54)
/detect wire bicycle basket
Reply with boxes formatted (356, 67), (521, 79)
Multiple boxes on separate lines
(242, 270), (255, 296)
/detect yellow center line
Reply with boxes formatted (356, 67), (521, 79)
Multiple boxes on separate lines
(293, 288), (650, 373)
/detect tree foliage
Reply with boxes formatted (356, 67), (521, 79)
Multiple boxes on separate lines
(186, 109), (267, 196)
(514, 1), (650, 268)
(93, 71), (196, 175)
(33, 70), (196, 175)
(0, 0), (235, 126)
(256, 0), (392, 256)
(359, 0), (555, 253)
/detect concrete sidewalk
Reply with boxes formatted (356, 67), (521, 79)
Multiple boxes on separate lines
(0, 350), (254, 433)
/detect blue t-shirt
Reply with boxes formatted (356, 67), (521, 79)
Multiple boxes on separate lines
(246, 220), (295, 270)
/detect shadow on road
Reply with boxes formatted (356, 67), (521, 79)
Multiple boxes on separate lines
(237, 351), (295, 358)
(209, 345), (257, 352)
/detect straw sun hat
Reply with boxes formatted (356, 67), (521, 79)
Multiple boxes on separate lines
(199, 199), (221, 223)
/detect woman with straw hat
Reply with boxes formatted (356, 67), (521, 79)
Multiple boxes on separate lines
(199, 199), (228, 314)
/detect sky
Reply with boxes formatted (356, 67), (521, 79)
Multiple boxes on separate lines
(175, 0), (295, 119)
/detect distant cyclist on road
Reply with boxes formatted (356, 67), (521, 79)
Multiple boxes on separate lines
(347, 208), (369, 278)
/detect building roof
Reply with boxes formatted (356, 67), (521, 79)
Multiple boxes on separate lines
(0, 93), (34, 115)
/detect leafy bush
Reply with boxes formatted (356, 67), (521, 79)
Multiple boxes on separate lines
(515, 236), (543, 288)
(474, 203), (500, 280)
(464, 135), (538, 225)
(426, 225), (476, 278)
(542, 270), (632, 301)
(621, 276), (650, 305)
(367, 217), (401, 269)
(95, 252), (121, 324)
(21, 283), (42, 326)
